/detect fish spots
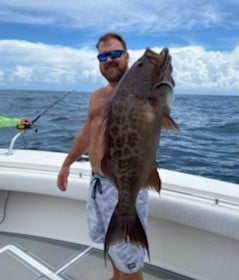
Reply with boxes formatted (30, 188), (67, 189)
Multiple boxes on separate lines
(113, 156), (139, 172)
(116, 159), (126, 169)
(109, 125), (140, 158)
(110, 125), (119, 135)
(111, 149), (123, 158)
(101, 47), (177, 260)
(118, 189), (131, 212)
(114, 115), (126, 124)
(126, 131), (139, 147)
(116, 137), (126, 148)
(113, 101), (125, 115)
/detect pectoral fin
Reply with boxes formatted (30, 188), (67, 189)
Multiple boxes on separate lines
(162, 112), (179, 130)
(145, 164), (161, 193)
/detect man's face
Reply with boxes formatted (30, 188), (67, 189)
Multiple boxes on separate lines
(97, 38), (129, 84)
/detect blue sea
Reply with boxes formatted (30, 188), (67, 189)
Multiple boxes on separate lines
(0, 89), (238, 184)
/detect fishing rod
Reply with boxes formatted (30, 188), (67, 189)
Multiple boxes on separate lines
(16, 91), (72, 131)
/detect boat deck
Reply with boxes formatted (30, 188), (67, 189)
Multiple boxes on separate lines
(0, 232), (193, 280)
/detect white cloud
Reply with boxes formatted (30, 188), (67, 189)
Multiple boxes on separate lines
(11, 66), (33, 81)
(128, 46), (239, 93)
(0, 40), (238, 93)
(0, 40), (102, 90)
(0, 0), (237, 32)
(170, 45), (239, 91)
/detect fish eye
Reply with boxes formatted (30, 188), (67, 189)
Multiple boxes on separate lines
(137, 61), (143, 67)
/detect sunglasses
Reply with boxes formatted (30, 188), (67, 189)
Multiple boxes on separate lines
(97, 50), (125, 62)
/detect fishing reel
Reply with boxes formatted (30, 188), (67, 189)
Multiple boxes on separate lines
(16, 123), (38, 133)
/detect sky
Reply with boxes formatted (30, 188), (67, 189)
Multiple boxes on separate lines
(0, 0), (239, 95)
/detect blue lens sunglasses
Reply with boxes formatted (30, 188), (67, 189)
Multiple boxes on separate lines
(97, 50), (125, 62)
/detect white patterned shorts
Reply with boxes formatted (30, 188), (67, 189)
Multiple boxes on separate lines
(87, 173), (149, 274)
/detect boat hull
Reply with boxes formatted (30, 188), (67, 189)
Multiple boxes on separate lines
(1, 149), (239, 280)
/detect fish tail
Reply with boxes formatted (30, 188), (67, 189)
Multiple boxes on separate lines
(104, 209), (150, 262)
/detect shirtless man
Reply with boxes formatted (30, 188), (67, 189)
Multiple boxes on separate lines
(57, 32), (147, 280)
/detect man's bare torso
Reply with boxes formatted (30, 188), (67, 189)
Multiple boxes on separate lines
(88, 85), (115, 174)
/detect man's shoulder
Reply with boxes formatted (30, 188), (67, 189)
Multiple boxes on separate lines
(88, 85), (113, 117)
(91, 86), (109, 98)
(90, 86), (113, 105)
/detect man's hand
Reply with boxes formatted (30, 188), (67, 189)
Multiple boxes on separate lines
(57, 166), (70, 191)
(20, 117), (31, 125)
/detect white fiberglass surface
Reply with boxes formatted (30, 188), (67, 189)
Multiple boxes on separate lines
(0, 233), (192, 280)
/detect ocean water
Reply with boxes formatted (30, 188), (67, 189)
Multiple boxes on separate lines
(0, 89), (238, 184)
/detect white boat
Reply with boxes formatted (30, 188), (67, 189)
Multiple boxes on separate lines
(0, 132), (239, 280)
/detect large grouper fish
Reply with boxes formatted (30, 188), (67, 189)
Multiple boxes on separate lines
(101, 48), (179, 259)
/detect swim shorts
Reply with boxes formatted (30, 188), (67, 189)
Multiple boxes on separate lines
(87, 172), (148, 274)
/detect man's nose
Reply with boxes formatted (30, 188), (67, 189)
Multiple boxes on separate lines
(105, 55), (113, 62)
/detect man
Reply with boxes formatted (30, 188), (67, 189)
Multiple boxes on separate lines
(57, 32), (147, 280)
(0, 116), (30, 128)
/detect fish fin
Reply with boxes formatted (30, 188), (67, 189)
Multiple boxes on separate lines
(104, 209), (150, 262)
(145, 164), (161, 192)
(162, 112), (179, 131)
(149, 81), (179, 131)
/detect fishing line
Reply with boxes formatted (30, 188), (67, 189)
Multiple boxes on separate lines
(31, 91), (72, 125)
(17, 91), (72, 131)
(15, 91), (72, 148)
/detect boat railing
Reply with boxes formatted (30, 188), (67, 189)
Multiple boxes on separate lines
(7, 131), (24, 155)
(3, 131), (239, 210)
(162, 184), (239, 209)
(6, 124), (38, 155)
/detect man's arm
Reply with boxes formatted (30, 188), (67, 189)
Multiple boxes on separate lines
(0, 116), (21, 128)
(0, 116), (31, 128)
(57, 115), (91, 191)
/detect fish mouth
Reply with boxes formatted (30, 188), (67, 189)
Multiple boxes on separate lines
(144, 48), (174, 88)
(153, 81), (174, 91)
(145, 48), (169, 67)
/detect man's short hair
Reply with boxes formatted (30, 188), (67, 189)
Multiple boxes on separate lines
(96, 32), (127, 50)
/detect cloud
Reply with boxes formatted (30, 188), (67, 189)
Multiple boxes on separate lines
(0, 0), (238, 32)
(11, 66), (33, 81)
(169, 46), (239, 91)
(0, 39), (238, 93)
(0, 40), (101, 90)
(129, 45), (239, 94)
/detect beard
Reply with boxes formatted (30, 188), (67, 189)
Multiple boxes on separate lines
(100, 61), (127, 83)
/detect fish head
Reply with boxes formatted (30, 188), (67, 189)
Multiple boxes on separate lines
(146, 47), (175, 86)
(118, 47), (175, 100)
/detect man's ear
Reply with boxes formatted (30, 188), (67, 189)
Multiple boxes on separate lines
(126, 51), (130, 62)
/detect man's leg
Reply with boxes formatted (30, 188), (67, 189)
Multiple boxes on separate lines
(109, 257), (143, 280)
(109, 256), (120, 280)
(119, 270), (143, 280)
